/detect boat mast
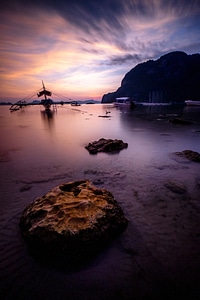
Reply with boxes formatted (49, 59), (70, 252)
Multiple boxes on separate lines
(42, 80), (47, 100)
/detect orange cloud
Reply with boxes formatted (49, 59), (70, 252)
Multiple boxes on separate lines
(0, 1), (199, 101)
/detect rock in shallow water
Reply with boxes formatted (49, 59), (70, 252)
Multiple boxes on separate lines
(175, 150), (200, 162)
(85, 138), (128, 154)
(19, 180), (128, 267)
(164, 180), (187, 194)
(169, 118), (193, 125)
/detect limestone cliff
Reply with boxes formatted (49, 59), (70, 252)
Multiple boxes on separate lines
(102, 51), (200, 103)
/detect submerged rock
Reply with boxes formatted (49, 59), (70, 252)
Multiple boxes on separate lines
(85, 138), (128, 154)
(19, 180), (128, 267)
(165, 180), (187, 194)
(98, 115), (111, 118)
(169, 118), (193, 125)
(175, 150), (200, 162)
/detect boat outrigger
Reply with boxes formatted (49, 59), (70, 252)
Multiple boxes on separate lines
(37, 81), (53, 110)
(9, 100), (27, 111)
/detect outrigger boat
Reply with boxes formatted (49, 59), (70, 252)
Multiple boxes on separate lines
(9, 82), (77, 112)
(9, 81), (54, 111)
(37, 81), (53, 110)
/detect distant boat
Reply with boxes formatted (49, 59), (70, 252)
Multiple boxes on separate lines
(114, 97), (135, 109)
(37, 81), (53, 110)
(185, 100), (200, 106)
(71, 101), (81, 106)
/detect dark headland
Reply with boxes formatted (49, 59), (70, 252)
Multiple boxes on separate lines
(102, 51), (200, 104)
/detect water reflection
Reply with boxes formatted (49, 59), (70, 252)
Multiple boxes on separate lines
(182, 106), (200, 123)
(1, 104), (200, 300)
(133, 104), (185, 118)
(40, 109), (56, 130)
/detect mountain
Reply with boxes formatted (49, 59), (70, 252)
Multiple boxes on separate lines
(101, 51), (200, 103)
(0, 101), (13, 105)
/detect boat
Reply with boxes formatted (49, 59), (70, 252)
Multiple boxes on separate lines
(114, 97), (135, 109)
(71, 101), (81, 106)
(9, 100), (27, 111)
(37, 81), (53, 110)
(185, 100), (200, 106)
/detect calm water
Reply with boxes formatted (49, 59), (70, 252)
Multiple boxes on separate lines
(0, 103), (200, 299)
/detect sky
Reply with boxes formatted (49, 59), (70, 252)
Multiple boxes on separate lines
(1, 0), (200, 101)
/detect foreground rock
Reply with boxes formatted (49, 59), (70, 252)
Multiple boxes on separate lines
(19, 180), (128, 267)
(175, 150), (200, 162)
(85, 138), (128, 154)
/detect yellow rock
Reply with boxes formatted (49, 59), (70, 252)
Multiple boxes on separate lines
(20, 180), (128, 266)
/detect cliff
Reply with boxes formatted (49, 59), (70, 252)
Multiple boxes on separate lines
(101, 51), (200, 103)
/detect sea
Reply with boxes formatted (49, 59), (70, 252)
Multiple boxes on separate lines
(0, 103), (200, 300)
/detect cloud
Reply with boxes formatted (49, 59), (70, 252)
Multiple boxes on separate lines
(0, 0), (200, 99)
(2, 1), (200, 32)
(1, 1), (200, 50)
(105, 54), (143, 66)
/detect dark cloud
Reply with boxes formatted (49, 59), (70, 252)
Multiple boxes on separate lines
(2, 0), (200, 24)
(105, 53), (143, 66)
(3, 1), (200, 52)
(1, 1), (200, 47)
(1, 0), (200, 66)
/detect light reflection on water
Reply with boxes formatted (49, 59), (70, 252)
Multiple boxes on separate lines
(0, 103), (200, 197)
(0, 103), (200, 299)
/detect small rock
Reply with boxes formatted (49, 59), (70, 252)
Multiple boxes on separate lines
(84, 170), (97, 175)
(0, 151), (11, 162)
(92, 179), (104, 185)
(19, 185), (32, 192)
(98, 115), (111, 118)
(169, 118), (193, 125)
(85, 138), (128, 154)
(165, 180), (187, 194)
(175, 150), (200, 162)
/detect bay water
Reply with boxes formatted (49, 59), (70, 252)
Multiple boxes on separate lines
(0, 103), (200, 299)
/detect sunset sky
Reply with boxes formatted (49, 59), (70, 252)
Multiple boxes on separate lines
(1, 0), (200, 101)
